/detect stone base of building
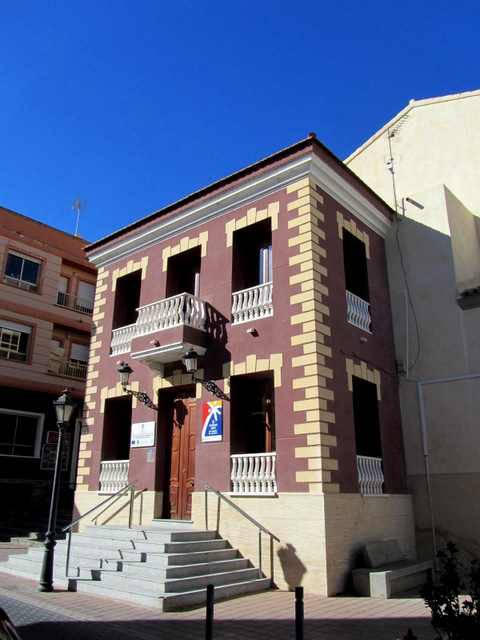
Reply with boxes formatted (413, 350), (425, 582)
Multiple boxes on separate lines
(191, 491), (416, 595)
(73, 488), (415, 596)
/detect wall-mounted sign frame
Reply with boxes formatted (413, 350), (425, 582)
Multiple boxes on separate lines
(131, 421), (156, 448)
(202, 400), (223, 442)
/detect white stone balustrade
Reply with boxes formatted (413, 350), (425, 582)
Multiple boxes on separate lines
(136, 293), (206, 335)
(99, 459), (130, 494)
(357, 455), (384, 494)
(110, 323), (137, 356)
(346, 290), (371, 332)
(231, 282), (273, 324)
(110, 294), (206, 355)
(230, 452), (277, 495)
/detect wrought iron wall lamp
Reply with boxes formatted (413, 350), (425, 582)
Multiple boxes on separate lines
(117, 362), (158, 411)
(181, 348), (230, 401)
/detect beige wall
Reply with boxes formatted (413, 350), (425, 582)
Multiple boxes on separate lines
(192, 491), (415, 595)
(346, 91), (480, 216)
(346, 90), (480, 559)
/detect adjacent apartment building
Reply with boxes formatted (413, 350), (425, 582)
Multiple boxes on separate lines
(0, 207), (96, 521)
(75, 134), (416, 595)
(346, 89), (480, 560)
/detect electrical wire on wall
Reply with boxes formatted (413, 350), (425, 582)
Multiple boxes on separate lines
(395, 217), (421, 375)
(385, 116), (421, 377)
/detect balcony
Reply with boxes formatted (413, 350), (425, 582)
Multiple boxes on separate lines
(232, 282), (273, 325)
(48, 355), (87, 380)
(99, 460), (129, 494)
(346, 290), (371, 332)
(111, 323), (137, 356)
(57, 291), (94, 315)
(230, 452), (277, 495)
(110, 293), (207, 370)
(357, 455), (384, 494)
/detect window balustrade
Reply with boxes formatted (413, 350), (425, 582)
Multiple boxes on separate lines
(230, 452), (277, 495)
(231, 282), (273, 325)
(99, 459), (130, 494)
(346, 290), (371, 332)
(356, 455), (384, 494)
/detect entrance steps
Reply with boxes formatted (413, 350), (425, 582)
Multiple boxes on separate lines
(0, 521), (271, 611)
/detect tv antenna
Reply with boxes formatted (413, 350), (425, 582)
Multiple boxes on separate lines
(72, 198), (86, 236)
(386, 114), (409, 213)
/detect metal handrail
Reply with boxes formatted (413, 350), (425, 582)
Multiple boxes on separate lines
(201, 480), (279, 584)
(61, 480), (137, 577)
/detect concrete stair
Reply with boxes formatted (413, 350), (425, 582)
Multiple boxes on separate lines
(0, 521), (271, 611)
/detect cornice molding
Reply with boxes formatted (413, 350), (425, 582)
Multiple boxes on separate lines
(88, 152), (391, 268)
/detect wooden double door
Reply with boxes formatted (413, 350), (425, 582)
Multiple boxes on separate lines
(168, 396), (196, 520)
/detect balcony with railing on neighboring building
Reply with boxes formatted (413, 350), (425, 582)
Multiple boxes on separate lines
(357, 455), (384, 494)
(230, 452), (277, 495)
(48, 355), (87, 380)
(232, 282), (273, 325)
(346, 290), (371, 332)
(56, 291), (94, 315)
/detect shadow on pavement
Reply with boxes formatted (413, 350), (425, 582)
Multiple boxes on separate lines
(18, 617), (437, 640)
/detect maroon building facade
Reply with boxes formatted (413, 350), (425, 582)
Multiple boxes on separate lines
(76, 136), (415, 594)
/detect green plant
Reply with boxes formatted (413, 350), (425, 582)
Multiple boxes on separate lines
(420, 542), (480, 639)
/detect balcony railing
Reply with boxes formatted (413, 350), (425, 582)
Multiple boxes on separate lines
(232, 282), (273, 325)
(346, 290), (371, 332)
(110, 293), (206, 356)
(230, 452), (277, 495)
(357, 455), (384, 494)
(99, 459), (130, 494)
(48, 355), (87, 380)
(57, 291), (94, 315)
(136, 293), (206, 335)
(111, 323), (137, 356)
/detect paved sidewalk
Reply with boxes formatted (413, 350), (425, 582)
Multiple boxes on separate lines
(0, 567), (437, 640)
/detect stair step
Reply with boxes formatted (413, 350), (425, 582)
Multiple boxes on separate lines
(70, 575), (270, 610)
(0, 522), (271, 611)
(121, 557), (250, 579)
(163, 578), (272, 611)
(82, 525), (217, 543)
(145, 547), (239, 568)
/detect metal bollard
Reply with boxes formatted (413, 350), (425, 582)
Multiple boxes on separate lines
(295, 586), (304, 640)
(206, 584), (214, 640)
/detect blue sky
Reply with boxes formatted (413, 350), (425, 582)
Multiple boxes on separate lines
(1, 1), (479, 242)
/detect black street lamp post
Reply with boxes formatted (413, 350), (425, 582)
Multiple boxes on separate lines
(39, 389), (76, 592)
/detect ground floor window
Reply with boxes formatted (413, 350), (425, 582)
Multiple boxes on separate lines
(0, 409), (43, 457)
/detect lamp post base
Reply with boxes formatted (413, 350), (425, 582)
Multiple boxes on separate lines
(39, 531), (56, 592)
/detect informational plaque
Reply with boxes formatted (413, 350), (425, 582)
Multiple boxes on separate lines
(131, 421), (155, 448)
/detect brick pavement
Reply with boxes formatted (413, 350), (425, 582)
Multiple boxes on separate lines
(0, 566), (439, 640)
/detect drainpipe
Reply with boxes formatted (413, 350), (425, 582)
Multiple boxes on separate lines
(416, 372), (480, 566)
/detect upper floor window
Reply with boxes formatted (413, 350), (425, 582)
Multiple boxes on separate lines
(232, 219), (272, 292)
(76, 281), (95, 313)
(4, 252), (41, 292)
(343, 230), (371, 332)
(231, 220), (273, 324)
(166, 247), (201, 298)
(0, 409), (43, 457)
(112, 271), (141, 330)
(57, 277), (95, 314)
(0, 320), (31, 362)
